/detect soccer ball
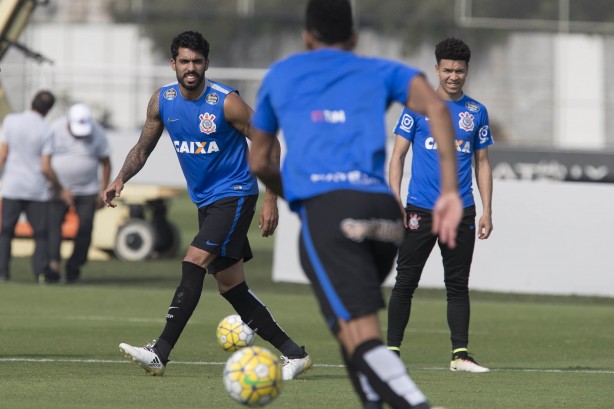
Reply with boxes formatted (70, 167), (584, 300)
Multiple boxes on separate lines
(223, 346), (283, 407)
(216, 314), (255, 352)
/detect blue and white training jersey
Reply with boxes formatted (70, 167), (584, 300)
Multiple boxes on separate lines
(252, 48), (421, 208)
(394, 94), (494, 210)
(159, 79), (258, 207)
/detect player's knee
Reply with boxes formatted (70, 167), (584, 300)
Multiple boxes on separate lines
(183, 245), (216, 269)
(213, 259), (244, 292)
(216, 275), (243, 294)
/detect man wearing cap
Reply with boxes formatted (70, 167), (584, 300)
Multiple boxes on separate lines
(48, 103), (111, 283)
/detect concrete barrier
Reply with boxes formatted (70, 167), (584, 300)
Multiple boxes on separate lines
(272, 179), (614, 298)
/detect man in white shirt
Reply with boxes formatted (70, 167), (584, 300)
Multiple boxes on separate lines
(48, 103), (111, 283)
(0, 90), (72, 283)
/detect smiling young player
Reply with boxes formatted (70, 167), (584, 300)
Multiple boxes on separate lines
(386, 38), (494, 373)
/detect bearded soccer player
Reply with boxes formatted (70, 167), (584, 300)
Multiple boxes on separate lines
(104, 30), (311, 380)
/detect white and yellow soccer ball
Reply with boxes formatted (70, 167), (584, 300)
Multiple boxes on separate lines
(216, 314), (255, 352)
(223, 345), (283, 407)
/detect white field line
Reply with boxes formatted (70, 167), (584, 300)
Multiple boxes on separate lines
(64, 316), (459, 334)
(66, 315), (167, 324)
(1, 357), (613, 374)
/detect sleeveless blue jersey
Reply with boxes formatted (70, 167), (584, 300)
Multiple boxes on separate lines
(159, 80), (258, 207)
(394, 94), (494, 210)
(252, 48), (421, 208)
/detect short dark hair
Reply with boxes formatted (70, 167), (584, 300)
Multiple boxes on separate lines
(435, 38), (471, 64)
(306, 0), (353, 44)
(31, 90), (55, 116)
(170, 31), (210, 60)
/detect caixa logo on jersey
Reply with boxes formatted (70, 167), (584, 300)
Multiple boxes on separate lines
(425, 138), (471, 153)
(173, 140), (220, 155)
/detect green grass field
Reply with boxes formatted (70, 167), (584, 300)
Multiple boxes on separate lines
(1, 192), (613, 408)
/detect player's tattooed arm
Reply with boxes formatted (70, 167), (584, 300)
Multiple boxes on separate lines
(116, 89), (165, 184)
(103, 89), (164, 208)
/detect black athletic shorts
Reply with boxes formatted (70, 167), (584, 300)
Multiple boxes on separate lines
(192, 195), (257, 274)
(296, 190), (403, 334)
(398, 203), (477, 281)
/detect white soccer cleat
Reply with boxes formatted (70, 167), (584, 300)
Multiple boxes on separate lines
(119, 340), (166, 376)
(281, 353), (313, 380)
(450, 356), (490, 373)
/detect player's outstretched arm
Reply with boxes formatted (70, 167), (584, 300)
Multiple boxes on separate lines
(103, 89), (164, 208)
(406, 74), (462, 247)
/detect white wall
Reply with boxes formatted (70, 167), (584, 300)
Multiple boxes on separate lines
(106, 129), (614, 298)
(272, 180), (614, 298)
(554, 34), (605, 149)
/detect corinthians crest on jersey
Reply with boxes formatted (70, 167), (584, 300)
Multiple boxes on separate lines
(200, 112), (217, 135)
(458, 112), (475, 132)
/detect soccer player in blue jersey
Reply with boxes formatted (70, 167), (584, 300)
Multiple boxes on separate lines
(248, 1), (462, 408)
(386, 38), (494, 373)
(103, 31), (311, 380)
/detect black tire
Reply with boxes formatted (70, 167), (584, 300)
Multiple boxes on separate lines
(154, 221), (182, 258)
(114, 219), (156, 261)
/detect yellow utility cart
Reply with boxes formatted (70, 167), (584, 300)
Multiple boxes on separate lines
(5, 185), (182, 261)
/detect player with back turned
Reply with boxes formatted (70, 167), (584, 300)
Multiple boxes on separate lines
(248, 1), (463, 408)
(103, 30), (311, 380)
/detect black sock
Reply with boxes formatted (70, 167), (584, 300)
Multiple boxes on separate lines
(153, 338), (172, 364)
(341, 345), (381, 405)
(158, 261), (205, 362)
(279, 339), (306, 358)
(222, 281), (303, 357)
(351, 339), (430, 409)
